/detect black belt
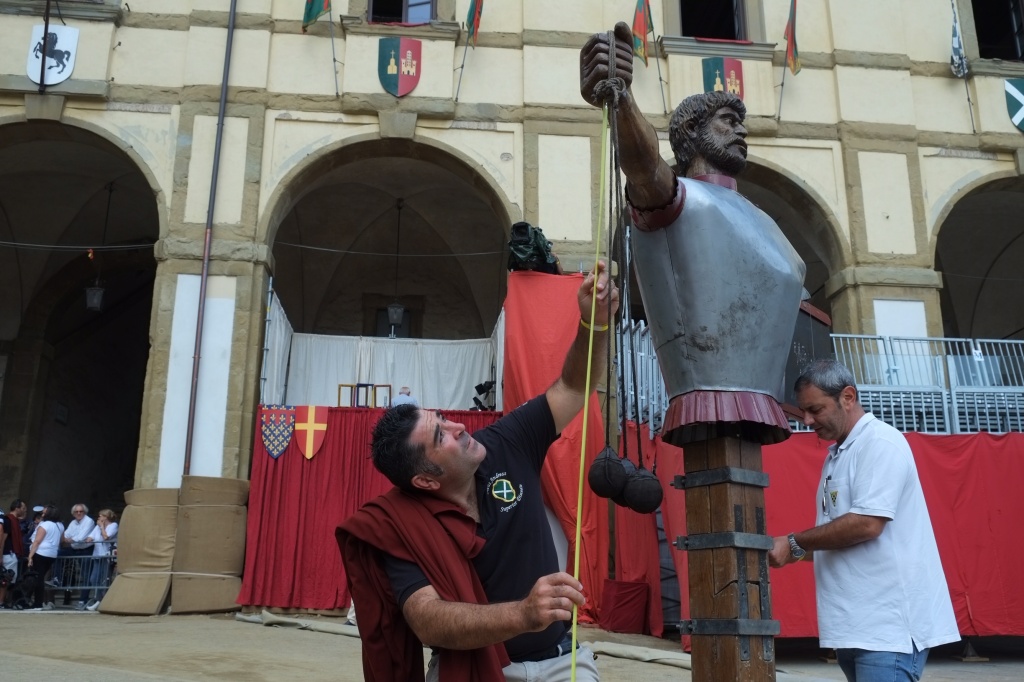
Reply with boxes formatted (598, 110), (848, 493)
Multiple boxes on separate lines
(524, 632), (579, 662)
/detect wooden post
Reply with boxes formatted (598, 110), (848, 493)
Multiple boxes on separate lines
(679, 435), (776, 681)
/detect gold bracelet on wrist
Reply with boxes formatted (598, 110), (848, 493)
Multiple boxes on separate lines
(580, 319), (609, 332)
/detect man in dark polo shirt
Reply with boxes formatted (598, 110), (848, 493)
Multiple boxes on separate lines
(339, 262), (617, 682)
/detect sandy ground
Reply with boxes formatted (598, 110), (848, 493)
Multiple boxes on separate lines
(1, 610), (1022, 681)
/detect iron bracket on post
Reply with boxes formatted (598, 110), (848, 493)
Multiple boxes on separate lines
(674, 532), (774, 552)
(680, 619), (781, 636)
(672, 467), (769, 490)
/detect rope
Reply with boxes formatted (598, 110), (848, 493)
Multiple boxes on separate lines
(572, 30), (628, 679)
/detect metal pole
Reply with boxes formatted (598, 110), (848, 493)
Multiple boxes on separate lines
(183, 0), (238, 478)
(328, 9), (340, 98)
(38, 0), (52, 93)
(454, 28), (471, 103)
(259, 276), (275, 405)
(653, 35), (668, 115)
(776, 63), (788, 121)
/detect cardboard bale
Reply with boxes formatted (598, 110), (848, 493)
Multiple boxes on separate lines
(179, 476), (250, 506)
(117, 505), (178, 573)
(98, 572), (171, 615)
(169, 574), (242, 614)
(124, 488), (179, 506)
(171, 505), (247, 576)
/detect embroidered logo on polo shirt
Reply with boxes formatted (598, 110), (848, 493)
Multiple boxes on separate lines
(487, 471), (524, 512)
(830, 490), (838, 506)
(492, 478), (516, 503)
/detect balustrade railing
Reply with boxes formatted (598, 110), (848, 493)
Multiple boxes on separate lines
(618, 328), (1024, 436)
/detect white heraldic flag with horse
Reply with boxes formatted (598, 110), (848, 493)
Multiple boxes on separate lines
(27, 24), (79, 86)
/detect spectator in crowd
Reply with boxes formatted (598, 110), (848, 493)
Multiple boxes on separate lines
(391, 386), (419, 407)
(28, 505), (64, 610)
(50, 502), (94, 592)
(25, 506), (44, 544)
(1, 499), (27, 608)
(82, 509), (118, 611)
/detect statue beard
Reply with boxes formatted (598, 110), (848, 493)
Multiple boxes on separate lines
(696, 126), (746, 176)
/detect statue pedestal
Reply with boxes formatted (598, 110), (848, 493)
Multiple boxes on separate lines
(676, 435), (778, 681)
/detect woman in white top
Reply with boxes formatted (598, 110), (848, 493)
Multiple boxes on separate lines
(82, 509), (118, 610)
(27, 505), (64, 609)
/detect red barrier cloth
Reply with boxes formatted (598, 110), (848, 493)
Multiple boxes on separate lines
(615, 428), (1024, 642)
(611, 421), (667, 637)
(238, 407), (500, 610)
(600, 579), (649, 634)
(905, 432), (1024, 636)
(502, 271), (608, 624)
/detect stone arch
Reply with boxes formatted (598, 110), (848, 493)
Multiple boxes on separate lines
(932, 171), (1024, 340)
(0, 118), (159, 507)
(258, 133), (518, 340)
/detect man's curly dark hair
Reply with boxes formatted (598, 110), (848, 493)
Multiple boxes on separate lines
(371, 404), (444, 491)
(668, 91), (746, 174)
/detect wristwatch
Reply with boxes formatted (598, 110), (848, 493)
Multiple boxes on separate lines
(787, 533), (806, 561)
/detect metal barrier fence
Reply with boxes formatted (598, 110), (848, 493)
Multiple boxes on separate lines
(47, 552), (117, 594)
(620, 328), (1024, 436)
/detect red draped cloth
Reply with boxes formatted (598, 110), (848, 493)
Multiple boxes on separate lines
(502, 271), (609, 624)
(238, 407), (500, 610)
(611, 427), (1024, 642)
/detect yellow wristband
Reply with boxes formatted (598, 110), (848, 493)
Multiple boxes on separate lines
(580, 319), (609, 332)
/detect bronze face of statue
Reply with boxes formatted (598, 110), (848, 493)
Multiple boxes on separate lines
(669, 95), (748, 178)
(580, 23), (806, 446)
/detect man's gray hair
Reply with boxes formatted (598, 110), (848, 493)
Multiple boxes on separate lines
(74, 503), (89, 514)
(794, 359), (858, 400)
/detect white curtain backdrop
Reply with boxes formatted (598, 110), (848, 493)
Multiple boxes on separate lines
(492, 309), (505, 412)
(260, 291), (293, 405)
(284, 334), (497, 410)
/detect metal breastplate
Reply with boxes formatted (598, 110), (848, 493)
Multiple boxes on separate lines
(631, 178), (806, 402)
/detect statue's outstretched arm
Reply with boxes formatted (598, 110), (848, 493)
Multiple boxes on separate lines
(580, 22), (676, 211)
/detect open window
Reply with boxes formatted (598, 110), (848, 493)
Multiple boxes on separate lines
(681, 0), (747, 40)
(663, 0), (766, 43)
(370, 0), (434, 24)
(972, 0), (1024, 61)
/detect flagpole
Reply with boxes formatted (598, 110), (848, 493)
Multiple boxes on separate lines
(653, 34), (668, 115)
(963, 78), (976, 133)
(454, 26), (470, 103)
(328, 9), (340, 98)
(776, 62), (787, 121)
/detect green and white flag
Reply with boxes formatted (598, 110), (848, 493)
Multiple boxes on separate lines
(1006, 78), (1024, 132)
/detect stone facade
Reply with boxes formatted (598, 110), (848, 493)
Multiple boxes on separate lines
(0, 0), (1021, 501)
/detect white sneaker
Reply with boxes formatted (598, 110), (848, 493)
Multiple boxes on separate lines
(75, 601), (85, 611)
(86, 600), (100, 612)
(41, 602), (54, 611)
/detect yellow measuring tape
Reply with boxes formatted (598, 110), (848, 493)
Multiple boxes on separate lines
(570, 100), (613, 682)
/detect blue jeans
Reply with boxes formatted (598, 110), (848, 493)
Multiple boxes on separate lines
(836, 645), (929, 682)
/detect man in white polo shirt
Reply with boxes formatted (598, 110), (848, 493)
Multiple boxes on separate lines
(769, 359), (959, 682)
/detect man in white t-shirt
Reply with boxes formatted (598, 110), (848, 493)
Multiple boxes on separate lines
(769, 359), (959, 682)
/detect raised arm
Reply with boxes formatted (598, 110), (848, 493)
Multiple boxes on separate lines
(580, 21), (676, 210)
(545, 260), (619, 434)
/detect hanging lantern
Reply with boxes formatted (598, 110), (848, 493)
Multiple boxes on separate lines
(387, 301), (405, 326)
(85, 283), (105, 311)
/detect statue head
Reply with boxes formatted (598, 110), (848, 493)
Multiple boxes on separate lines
(668, 91), (748, 176)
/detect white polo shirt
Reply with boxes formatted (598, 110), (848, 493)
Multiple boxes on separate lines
(813, 413), (959, 652)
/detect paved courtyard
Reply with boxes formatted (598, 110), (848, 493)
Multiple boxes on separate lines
(1, 610), (1022, 681)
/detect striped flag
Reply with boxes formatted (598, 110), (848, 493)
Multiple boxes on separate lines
(466, 0), (484, 47)
(302, 0), (330, 33)
(783, 0), (801, 75)
(950, 4), (968, 78)
(632, 0), (654, 66)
